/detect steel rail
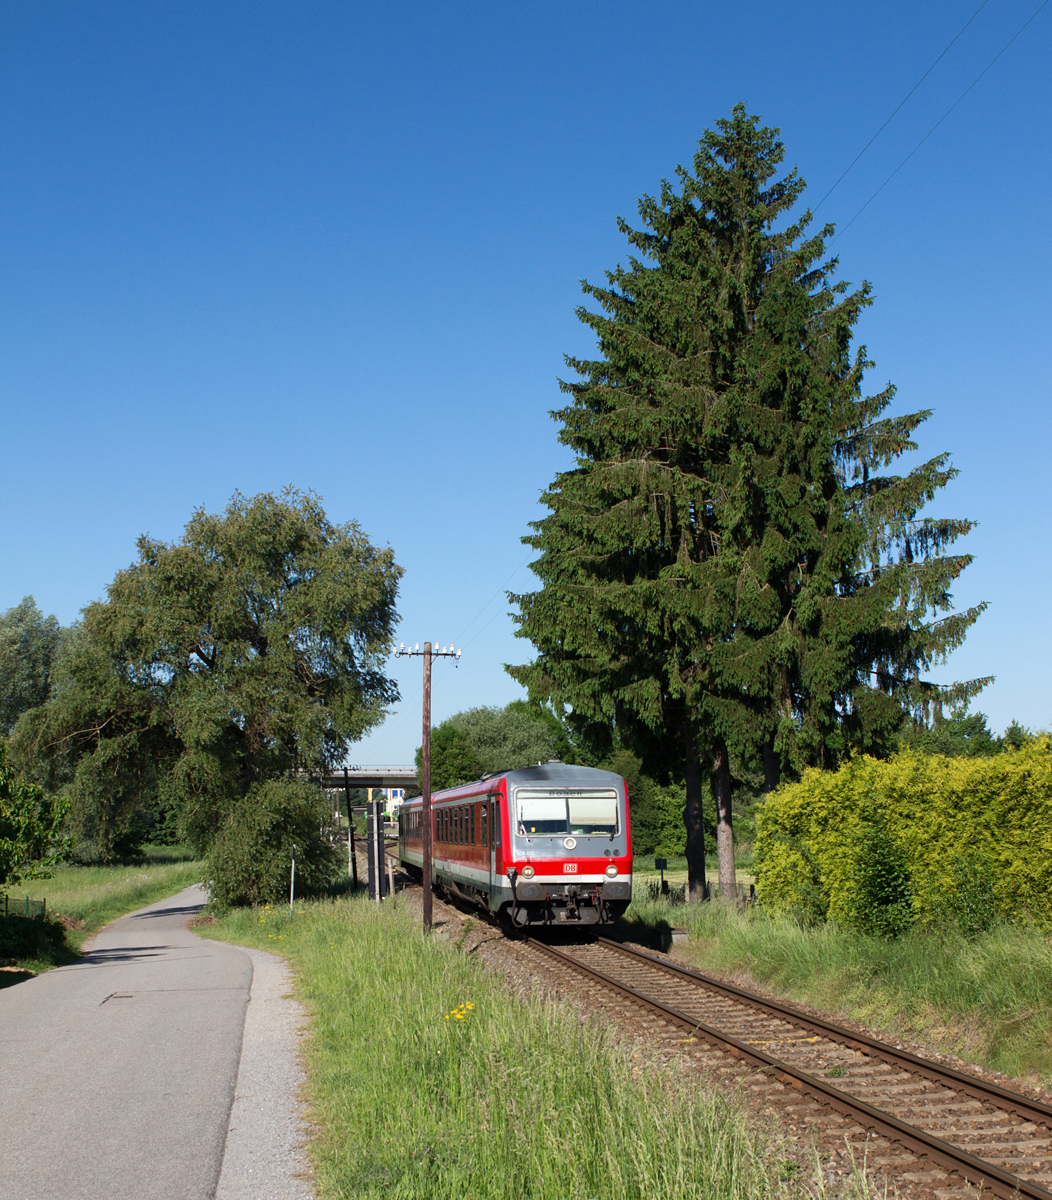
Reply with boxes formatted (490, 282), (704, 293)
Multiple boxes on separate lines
(528, 938), (1052, 1200)
(598, 937), (1052, 1129)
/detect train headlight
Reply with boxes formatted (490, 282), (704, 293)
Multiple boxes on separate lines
(605, 864), (619, 878)
(521, 865), (536, 879)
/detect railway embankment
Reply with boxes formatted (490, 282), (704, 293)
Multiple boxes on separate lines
(631, 899), (1052, 1091)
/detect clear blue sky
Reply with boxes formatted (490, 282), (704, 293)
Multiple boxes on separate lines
(2, 0), (1049, 763)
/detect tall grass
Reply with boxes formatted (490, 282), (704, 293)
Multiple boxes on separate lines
(200, 896), (875, 1200)
(633, 897), (1052, 1084)
(4, 845), (203, 953)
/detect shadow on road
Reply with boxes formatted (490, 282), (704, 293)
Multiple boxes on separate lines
(130, 902), (204, 921)
(82, 945), (176, 965)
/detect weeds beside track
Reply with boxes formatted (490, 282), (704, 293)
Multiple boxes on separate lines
(525, 936), (1052, 1200)
(199, 892), (881, 1200)
(623, 899), (1052, 1084)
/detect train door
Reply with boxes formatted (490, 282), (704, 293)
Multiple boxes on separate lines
(487, 793), (499, 908)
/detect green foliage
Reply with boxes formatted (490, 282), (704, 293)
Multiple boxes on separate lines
(446, 705), (557, 773)
(4, 849), (202, 954)
(206, 777), (344, 908)
(12, 489), (401, 861)
(928, 854), (998, 939)
(755, 740), (1052, 927)
(0, 911), (70, 966)
(845, 809), (913, 938)
(903, 705), (1003, 758)
(416, 703), (557, 792)
(0, 743), (70, 888)
(414, 724), (484, 792)
(504, 698), (598, 765)
(605, 748), (700, 857)
(508, 106), (986, 901)
(0, 597), (65, 735)
(1004, 720), (1033, 749)
(9, 619), (176, 862)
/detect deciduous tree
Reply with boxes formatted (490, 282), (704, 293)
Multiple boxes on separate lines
(415, 703), (558, 793)
(0, 597), (64, 735)
(15, 489), (401, 859)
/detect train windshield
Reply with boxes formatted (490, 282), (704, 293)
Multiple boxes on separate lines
(515, 788), (619, 836)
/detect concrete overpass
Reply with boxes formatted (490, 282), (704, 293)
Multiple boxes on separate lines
(315, 765), (419, 791)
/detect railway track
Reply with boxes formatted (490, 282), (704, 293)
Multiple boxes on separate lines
(525, 936), (1052, 1200)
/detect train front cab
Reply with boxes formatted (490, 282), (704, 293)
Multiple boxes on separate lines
(494, 764), (632, 931)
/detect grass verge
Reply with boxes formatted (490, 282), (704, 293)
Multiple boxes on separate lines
(626, 896), (1052, 1085)
(1, 844), (203, 980)
(199, 895), (878, 1200)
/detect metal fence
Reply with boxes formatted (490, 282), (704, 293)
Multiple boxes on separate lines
(2, 895), (46, 919)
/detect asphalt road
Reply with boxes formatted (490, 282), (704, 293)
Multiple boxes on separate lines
(0, 885), (252, 1200)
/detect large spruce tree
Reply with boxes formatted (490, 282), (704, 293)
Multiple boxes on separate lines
(508, 106), (986, 901)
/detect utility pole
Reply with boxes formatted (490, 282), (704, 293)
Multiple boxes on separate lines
(395, 641), (461, 932)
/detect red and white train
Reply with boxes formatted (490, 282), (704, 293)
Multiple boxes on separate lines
(397, 762), (632, 931)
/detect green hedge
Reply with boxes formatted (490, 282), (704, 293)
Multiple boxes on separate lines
(755, 740), (1052, 928)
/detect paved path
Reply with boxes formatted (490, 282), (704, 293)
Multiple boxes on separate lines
(0, 884), (309, 1200)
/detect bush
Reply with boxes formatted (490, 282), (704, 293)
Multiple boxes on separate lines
(0, 742), (69, 886)
(0, 912), (69, 963)
(928, 854), (998, 938)
(206, 778), (345, 908)
(845, 808), (913, 937)
(755, 740), (1052, 928)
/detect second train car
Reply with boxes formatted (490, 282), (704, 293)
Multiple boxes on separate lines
(397, 762), (631, 930)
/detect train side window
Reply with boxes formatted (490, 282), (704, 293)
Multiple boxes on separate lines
(455, 807), (460, 845)
(481, 802), (488, 848)
(470, 804), (476, 845)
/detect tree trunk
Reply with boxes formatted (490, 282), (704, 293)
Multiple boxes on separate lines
(683, 729), (707, 902)
(762, 736), (780, 793)
(713, 739), (736, 902)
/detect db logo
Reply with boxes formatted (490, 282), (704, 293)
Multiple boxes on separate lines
(563, 862), (578, 873)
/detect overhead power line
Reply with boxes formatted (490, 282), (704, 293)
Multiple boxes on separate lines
(813, 0), (992, 214)
(361, 552), (533, 759)
(832, 0), (1051, 242)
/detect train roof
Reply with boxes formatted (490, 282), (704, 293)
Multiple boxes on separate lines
(402, 761), (624, 803)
